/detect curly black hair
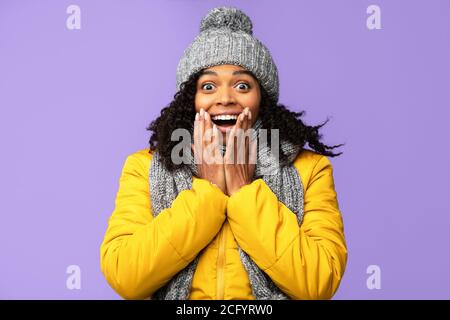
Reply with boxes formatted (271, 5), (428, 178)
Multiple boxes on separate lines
(146, 70), (344, 172)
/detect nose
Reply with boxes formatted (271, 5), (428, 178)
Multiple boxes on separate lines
(217, 87), (236, 106)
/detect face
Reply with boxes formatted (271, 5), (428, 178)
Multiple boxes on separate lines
(195, 64), (261, 142)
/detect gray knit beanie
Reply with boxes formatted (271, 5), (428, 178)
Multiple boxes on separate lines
(176, 6), (280, 103)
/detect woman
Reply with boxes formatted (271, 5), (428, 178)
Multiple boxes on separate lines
(100, 6), (347, 300)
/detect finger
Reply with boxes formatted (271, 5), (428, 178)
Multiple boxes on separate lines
(214, 122), (224, 156)
(192, 143), (199, 164)
(199, 108), (205, 163)
(193, 112), (199, 143)
(244, 112), (250, 165)
(204, 110), (213, 144)
(211, 123), (216, 160)
(249, 136), (257, 165)
(248, 141), (256, 179)
(203, 111), (215, 163)
(225, 121), (237, 165)
(247, 109), (256, 177)
(212, 124), (222, 164)
(239, 109), (248, 165)
(235, 111), (247, 164)
(199, 108), (205, 140)
(244, 108), (255, 164)
(237, 108), (248, 164)
(193, 113), (201, 164)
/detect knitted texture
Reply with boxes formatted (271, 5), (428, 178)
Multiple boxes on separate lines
(149, 118), (305, 299)
(176, 7), (280, 103)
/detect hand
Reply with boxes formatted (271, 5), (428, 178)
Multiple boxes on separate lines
(224, 107), (257, 196)
(192, 108), (227, 194)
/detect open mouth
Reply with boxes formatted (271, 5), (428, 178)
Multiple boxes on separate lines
(211, 114), (238, 128)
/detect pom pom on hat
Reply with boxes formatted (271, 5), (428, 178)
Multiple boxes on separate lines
(200, 7), (253, 35)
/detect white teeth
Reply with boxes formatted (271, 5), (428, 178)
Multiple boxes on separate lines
(212, 114), (238, 121)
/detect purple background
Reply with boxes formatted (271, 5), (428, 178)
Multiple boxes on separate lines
(1, 0), (449, 299)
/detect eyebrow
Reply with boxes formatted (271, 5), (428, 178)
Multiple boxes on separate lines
(199, 70), (255, 77)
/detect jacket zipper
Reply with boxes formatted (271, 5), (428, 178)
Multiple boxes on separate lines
(216, 224), (226, 300)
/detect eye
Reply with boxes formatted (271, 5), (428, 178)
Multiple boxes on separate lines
(236, 82), (251, 91)
(201, 83), (215, 91)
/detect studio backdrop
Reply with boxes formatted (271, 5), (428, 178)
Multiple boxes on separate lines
(0, 0), (449, 299)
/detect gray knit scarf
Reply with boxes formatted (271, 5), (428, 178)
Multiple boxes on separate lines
(149, 118), (304, 300)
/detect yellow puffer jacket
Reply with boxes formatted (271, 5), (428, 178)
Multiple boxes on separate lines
(100, 148), (347, 300)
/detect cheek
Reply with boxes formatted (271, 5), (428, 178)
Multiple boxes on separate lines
(238, 93), (260, 117)
(194, 94), (213, 112)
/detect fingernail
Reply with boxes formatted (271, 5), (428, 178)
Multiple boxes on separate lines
(195, 113), (199, 121)
(213, 124), (217, 134)
(245, 108), (249, 116)
(200, 108), (204, 117)
(205, 111), (210, 121)
(248, 111), (252, 120)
